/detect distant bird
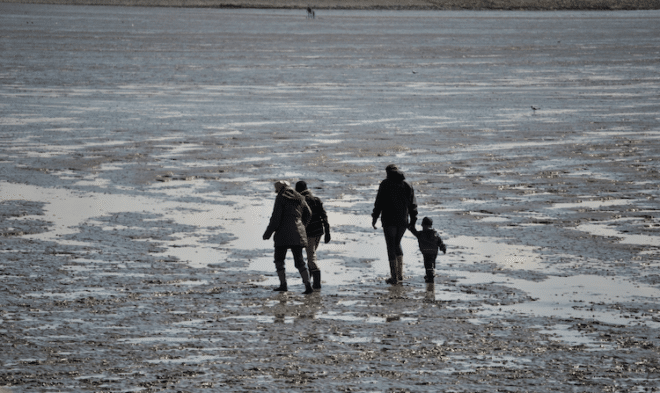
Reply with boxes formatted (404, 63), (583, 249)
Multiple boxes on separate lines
(531, 106), (540, 111)
(412, 71), (417, 74)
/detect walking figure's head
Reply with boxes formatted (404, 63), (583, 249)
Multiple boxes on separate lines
(274, 180), (290, 193)
(422, 217), (433, 228)
(385, 164), (399, 173)
(385, 164), (405, 181)
(295, 181), (308, 193)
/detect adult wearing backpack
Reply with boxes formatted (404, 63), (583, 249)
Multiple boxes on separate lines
(295, 181), (331, 290)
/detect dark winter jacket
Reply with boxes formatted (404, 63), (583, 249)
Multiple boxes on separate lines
(264, 186), (312, 247)
(372, 169), (418, 227)
(410, 227), (447, 255)
(300, 189), (329, 238)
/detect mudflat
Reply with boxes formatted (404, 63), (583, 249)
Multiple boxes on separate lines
(2, 0), (660, 9)
(1, 3), (660, 392)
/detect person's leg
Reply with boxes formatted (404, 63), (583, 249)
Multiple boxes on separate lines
(305, 236), (322, 289)
(305, 236), (321, 272)
(383, 226), (397, 262)
(394, 226), (407, 281)
(394, 225), (406, 256)
(423, 253), (436, 283)
(292, 246), (313, 294)
(273, 246), (288, 291)
(383, 226), (399, 284)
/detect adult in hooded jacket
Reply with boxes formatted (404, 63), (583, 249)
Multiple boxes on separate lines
(371, 164), (418, 285)
(263, 181), (314, 294)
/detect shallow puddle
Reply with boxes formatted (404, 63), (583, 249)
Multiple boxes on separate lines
(3, 180), (657, 329)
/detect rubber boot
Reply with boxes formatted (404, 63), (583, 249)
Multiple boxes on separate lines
(300, 269), (314, 295)
(273, 269), (288, 292)
(396, 255), (404, 282)
(311, 270), (322, 290)
(386, 259), (398, 285)
(425, 269), (434, 283)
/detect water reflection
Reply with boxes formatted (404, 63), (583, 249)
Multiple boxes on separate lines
(425, 283), (435, 302)
(386, 283), (408, 299)
(270, 292), (321, 324)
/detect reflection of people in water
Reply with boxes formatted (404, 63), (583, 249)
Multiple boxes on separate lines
(272, 293), (321, 323)
(372, 164), (418, 285)
(295, 181), (331, 291)
(263, 181), (314, 294)
(425, 283), (435, 302)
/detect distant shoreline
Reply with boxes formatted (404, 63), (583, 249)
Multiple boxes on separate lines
(2, 0), (660, 10)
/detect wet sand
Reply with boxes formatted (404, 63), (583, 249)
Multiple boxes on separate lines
(1, 3), (660, 392)
(3, 0), (660, 10)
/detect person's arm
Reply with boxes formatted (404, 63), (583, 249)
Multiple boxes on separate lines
(319, 199), (331, 243)
(437, 234), (447, 254)
(372, 182), (384, 229)
(408, 184), (418, 228)
(301, 199), (312, 227)
(263, 196), (282, 240)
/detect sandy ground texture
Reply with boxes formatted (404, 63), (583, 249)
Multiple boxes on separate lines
(2, 0), (660, 10)
(2, 3), (660, 392)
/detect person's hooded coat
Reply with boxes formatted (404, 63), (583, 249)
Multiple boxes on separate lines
(410, 227), (447, 255)
(264, 186), (312, 247)
(372, 166), (418, 227)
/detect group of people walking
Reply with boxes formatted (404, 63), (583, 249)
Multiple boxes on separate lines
(262, 180), (330, 294)
(263, 164), (446, 294)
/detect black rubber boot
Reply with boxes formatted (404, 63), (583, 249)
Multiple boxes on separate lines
(396, 255), (404, 282)
(273, 269), (288, 292)
(386, 259), (398, 285)
(424, 269), (434, 283)
(300, 269), (314, 294)
(312, 270), (321, 290)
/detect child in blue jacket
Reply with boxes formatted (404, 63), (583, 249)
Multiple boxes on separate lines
(409, 217), (447, 283)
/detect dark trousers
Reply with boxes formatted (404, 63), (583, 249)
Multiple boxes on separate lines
(274, 246), (306, 272)
(383, 226), (407, 261)
(423, 253), (437, 271)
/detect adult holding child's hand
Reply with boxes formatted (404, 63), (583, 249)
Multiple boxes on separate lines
(371, 164), (418, 285)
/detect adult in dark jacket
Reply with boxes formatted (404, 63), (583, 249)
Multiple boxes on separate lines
(263, 180), (314, 294)
(295, 181), (331, 290)
(372, 164), (418, 285)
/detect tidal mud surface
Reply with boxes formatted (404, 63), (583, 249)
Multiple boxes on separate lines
(3, 0), (660, 10)
(1, 4), (660, 392)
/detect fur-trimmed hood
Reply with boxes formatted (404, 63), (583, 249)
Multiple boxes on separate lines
(279, 186), (305, 202)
